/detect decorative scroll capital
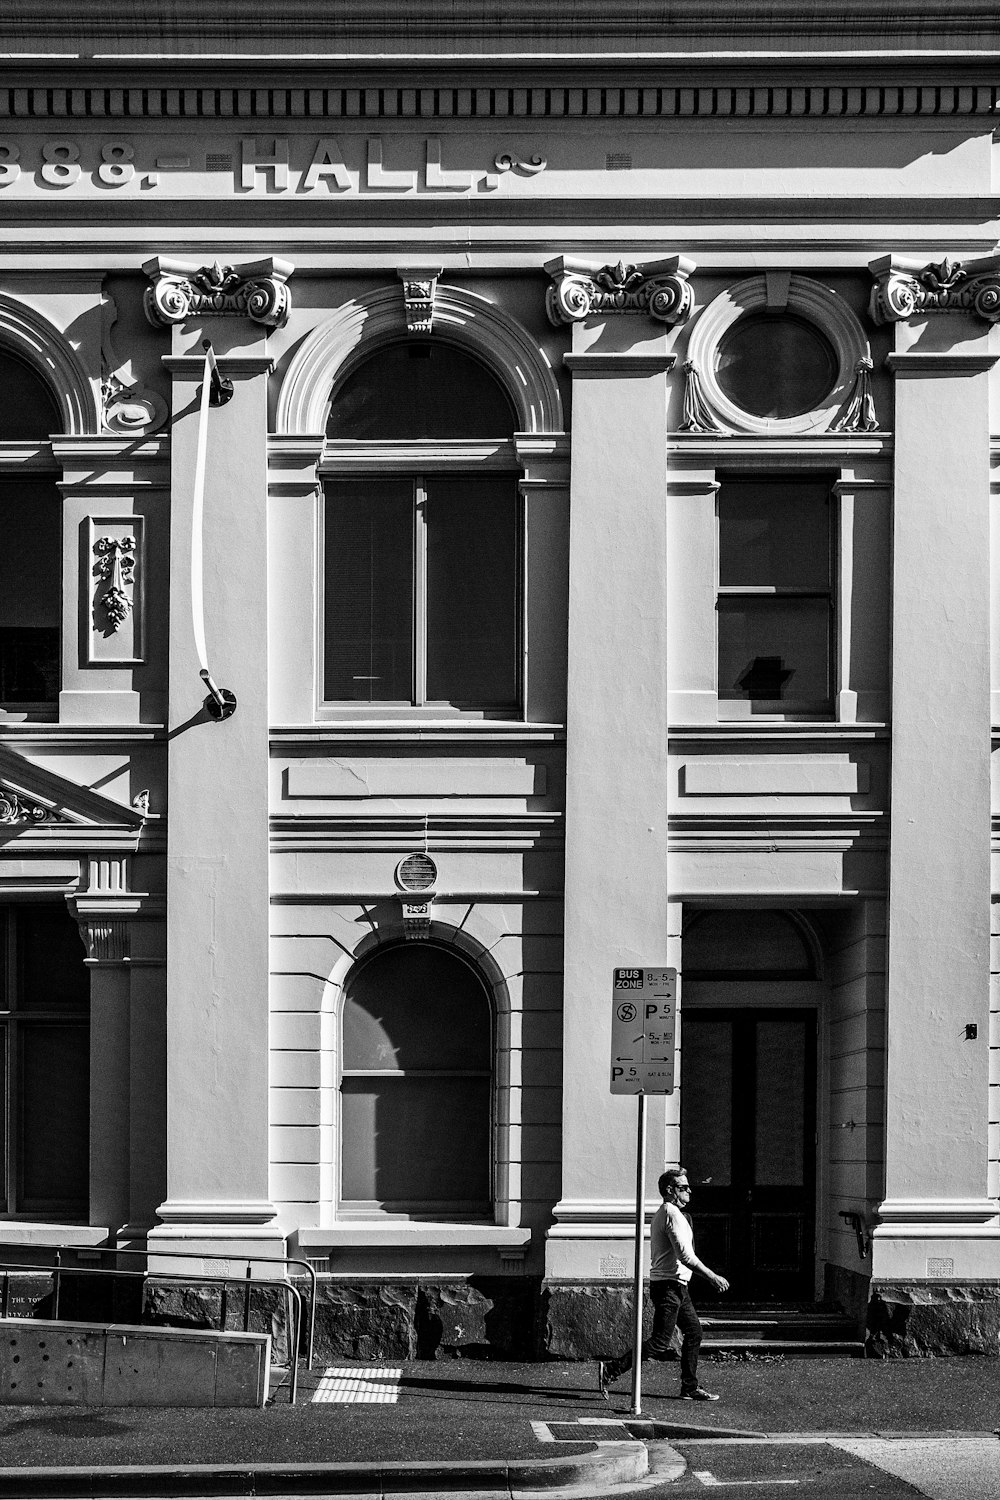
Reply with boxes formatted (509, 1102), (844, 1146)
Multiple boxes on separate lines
(545, 255), (696, 328)
(397, 267), (443, 335)
(142, 256), (294, 330)
(869, 253), (1000, 325)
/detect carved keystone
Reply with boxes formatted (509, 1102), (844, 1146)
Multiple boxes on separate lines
(397, 268), (444, 335)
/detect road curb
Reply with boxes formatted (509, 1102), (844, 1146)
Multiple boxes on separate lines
(0, 1445), (649, 1498)
(625, 1419), (766, 1440)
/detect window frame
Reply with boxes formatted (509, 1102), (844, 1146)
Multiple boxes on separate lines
(336, 941), (496, 1222)
(318, 439), (525, 719)
(0, 905), (90, 1220)
(716, 471), (836, 721)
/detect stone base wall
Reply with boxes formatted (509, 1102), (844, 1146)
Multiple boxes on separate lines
(4, 1269), (997, 1359)
(865, 1282), (1000, 1357)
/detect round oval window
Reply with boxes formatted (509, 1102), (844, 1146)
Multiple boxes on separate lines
(716, 313), (838, 419)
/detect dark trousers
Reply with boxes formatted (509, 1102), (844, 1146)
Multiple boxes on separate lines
(615, 1279), (703, 1393)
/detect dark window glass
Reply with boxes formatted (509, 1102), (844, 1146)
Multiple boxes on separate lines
(718, 596), (830, 703)
(323, 476), (520, 708)
(17, 1023), (90, 1214)
(0, 479), (61, 704)
(341, 945), (492, 1212)
(328, 342), (516, 440)
(324, 480), (413, 702)
(717, 313), (837, 419)
(341, 1076), (491, 1204)
(426, 478), (518, 705)
(717, 476), (832, 713)
(1, 905), (90, 1217)
(19, 908), (88, 1011)
(684, 909), (815, 978)
(0, 354), (60, 441)
(718, 482), (830, 590)
(343, 946), (490, 1072)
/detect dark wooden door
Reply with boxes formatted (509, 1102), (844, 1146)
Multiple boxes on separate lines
(679, 1009), (816, 1302)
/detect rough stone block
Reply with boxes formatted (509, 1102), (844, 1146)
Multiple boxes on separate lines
(866, 1282), (1000, 1357)
(313, 1280), (418, 1361)
(543, 1281), (659, 1360)
(418, 1283), (491, 1357)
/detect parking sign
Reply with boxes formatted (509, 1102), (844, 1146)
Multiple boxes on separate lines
(610, 967), (677, 1094)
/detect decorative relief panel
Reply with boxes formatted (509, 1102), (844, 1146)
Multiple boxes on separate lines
(545, 255), (695, 327)
(869, 253), (1000, 325)
(88, 517), (144, 665)
(142, 256), (294, 329)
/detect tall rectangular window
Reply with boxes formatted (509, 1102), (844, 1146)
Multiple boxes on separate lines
(324, 475), (519, 709)
(0, 905), (90, 1217)
(717, 475), (833, 716)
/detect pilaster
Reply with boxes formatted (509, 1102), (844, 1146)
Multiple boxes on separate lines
(543, 261), (685, 1277)
(872, 258), (1000, 1276)
(146, 258), (290, 1267)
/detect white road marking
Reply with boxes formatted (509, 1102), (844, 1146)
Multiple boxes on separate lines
(831, 1437), (1000, 1500)
(693, 1473), (799, 1487)
(309, 1365), (401, 1404)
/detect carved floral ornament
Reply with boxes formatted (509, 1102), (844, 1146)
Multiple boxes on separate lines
(143, 256), (294, 329)
(544, 255), (696, 327)
(94, 536), (136, 632)
(869, 253), (1000, 325)
(0, 789), (66, 826)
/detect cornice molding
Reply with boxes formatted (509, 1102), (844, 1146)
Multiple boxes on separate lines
(564, 352), (677, 375)
(886, 352), (998, 373)
(1, 83), (996, 123)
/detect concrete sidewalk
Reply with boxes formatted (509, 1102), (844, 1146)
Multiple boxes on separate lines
(0, 1356), (996, 1494)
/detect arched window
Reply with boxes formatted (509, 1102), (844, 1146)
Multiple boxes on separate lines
(340, 944), (492, 1216)
(323, 340), (521, 710)
(0, 351), (62, 712)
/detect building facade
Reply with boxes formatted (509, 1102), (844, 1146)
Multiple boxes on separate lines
(0, 3), (997, 1355)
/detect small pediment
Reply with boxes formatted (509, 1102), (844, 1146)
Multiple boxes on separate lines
(0, 744), (152, 832)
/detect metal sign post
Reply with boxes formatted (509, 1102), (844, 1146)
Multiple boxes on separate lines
(610, 967), (677, 1417)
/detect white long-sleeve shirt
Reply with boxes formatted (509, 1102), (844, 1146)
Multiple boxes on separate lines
(649, 1200), (699, 1283)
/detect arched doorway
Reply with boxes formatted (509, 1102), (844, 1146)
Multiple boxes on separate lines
(681, 909), (822, 1302)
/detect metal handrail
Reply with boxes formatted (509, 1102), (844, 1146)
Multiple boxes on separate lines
(0, 1260), (305, 1404)
(67, 1244), (317, 1371)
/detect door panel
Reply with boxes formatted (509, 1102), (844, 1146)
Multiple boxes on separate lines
(680, 1009), (816, 1302)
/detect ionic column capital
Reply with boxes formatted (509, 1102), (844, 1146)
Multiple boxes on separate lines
(545, 255), (696, 328)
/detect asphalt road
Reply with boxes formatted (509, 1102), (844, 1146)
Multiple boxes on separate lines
(652, 1437), (1000, 1500)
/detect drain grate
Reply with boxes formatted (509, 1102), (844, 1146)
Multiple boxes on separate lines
(309, 1366), (401, 1404)
(546, 1421), (631, 1442)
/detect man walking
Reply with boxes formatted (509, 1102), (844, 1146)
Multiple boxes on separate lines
(599, 1166), (729, 1402)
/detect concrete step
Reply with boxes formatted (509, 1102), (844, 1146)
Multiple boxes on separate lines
(703, 1337), (863, 1358)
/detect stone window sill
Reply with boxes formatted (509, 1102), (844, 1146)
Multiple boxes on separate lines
(0, 1223), (110, 1248)
(297, 1224), (531, 1252)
